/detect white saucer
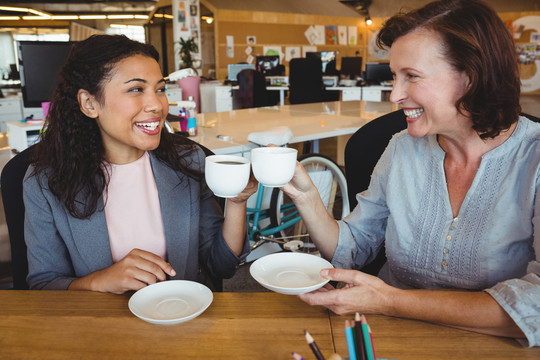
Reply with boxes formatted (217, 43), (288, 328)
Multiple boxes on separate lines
(128, 280), (213, 325)
(249, 252), (333, 295)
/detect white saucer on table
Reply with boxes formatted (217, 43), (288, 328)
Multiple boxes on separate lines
(128, 280), (213, 325)
(249, 252), (333, 295)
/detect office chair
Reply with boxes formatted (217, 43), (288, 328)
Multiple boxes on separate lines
(344, 110), (540, 276)
(237, 69), (275, 109)
(0, 134), (224, 291)
(344, 110), (407, 276)
(288, 57), (326, 105)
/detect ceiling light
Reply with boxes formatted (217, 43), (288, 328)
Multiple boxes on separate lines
(134, 15), (149, 20)
(0, 16), (20, 20)
(0, 6), (30, 12)
(201, 15), (213, 24)
(153, 13), (174, 19)
(365, 15), (372, 25)
(51, 15), (78, 20)
(79, 15), (107, 20)
(107, 15), (134, 20)
(28, 9), (51, 17)
(22, 16), (51, 20)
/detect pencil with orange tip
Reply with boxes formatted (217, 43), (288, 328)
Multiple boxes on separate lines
(304, 330), (326, 360)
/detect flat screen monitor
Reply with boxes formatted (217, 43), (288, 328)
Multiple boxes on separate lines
(340, 57), (363, 79)
(255, 55), (280, 77)
(306, 51), (337, 74)
(18, 41), (74, 108)
(227, 63), (255, 82)
(364, 62), (393, 85)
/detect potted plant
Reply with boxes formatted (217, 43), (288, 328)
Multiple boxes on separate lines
(179, 37), (199, 72)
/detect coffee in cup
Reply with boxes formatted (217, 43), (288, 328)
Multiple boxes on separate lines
(250, 147), (297, 187)
(205, 155), (250, 198)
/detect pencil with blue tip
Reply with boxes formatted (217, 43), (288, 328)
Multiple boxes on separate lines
(345, 320), (357, 360)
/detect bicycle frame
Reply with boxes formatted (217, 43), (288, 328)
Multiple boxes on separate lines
(246, 183), (301, 242)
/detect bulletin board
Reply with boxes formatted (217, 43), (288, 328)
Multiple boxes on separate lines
(511, 15), (540, 94)
(214, 11), (366, 80)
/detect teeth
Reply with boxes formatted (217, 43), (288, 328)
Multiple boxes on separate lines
(403, 108), (424, 118)
(136, 121), (159, 131)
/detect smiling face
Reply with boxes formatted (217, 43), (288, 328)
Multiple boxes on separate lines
(80, 54), (168, 164)
(389, 30), (471, 139)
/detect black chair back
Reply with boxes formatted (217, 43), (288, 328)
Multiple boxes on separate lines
(289, 57), (325, 105)
(1, 146), (34, 289)
(237, 69), (275, 109)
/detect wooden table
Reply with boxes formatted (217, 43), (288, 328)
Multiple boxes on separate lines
(0, 291), (332, 360)
(330, 314), (540, 360)
(1, 291), (539, 359)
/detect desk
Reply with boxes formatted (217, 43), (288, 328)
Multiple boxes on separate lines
(0, 291), (333, 360)
(1, 291), (538, 359)
(214, 85), (393, 113)
(193, 100), (397, 158)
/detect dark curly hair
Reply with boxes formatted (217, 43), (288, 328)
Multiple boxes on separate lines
(31, 34), (200, 219)
(377, 0), (521, 139)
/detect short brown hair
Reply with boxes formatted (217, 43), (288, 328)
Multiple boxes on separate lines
(377, 0), (521, 139)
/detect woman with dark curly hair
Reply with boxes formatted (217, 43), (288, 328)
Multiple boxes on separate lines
(279, 0), (540, 347)
(23, 34), (256, 294)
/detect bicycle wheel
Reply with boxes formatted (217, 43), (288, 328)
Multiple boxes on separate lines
(269, 154), (350, 254)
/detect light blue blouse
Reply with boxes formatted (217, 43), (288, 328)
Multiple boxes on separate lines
(334, 116), (540, 347)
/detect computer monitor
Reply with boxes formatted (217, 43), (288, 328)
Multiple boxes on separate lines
(255, 55), (280, 77)
(306, 51), (337, 75)
(227, 63), (255, 82)
(340, 57), (363, 80)
(364, 62), (393, 85)
(18, 41), (74, 108)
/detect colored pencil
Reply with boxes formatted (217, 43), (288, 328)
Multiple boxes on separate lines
(304, 330), (326, 360)
(291, 352), (305, 360)
(360, 315), (375, 360)
(367, 323), (376, 360)
(345, 320), (357, 360)
(354, 313), (367, 360)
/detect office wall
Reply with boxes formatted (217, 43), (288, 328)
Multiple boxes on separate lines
(213, 9), (366, 80)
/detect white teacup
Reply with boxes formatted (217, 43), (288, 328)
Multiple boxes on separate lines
(251, 147), (298, 187)
(205, 155), (250, 198)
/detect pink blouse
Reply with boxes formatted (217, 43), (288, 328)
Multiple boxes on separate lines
(104, 152), (167, 262)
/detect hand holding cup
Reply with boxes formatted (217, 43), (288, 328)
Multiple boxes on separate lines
(250, 147), (298, 187)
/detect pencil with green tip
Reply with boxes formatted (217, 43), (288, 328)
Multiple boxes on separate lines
(360, 314), (375, 360)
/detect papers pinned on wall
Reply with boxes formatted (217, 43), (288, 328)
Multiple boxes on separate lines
(226, 35), (234, 58)
(302, 46), (317, 57)
(338, 25), (347, 45)
(304, 25), (325, 45)
(285, 46), (301, 62)
(348, 26), (358, 45)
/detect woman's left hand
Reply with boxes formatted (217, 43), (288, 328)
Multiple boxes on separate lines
(298, 268), (395, 316)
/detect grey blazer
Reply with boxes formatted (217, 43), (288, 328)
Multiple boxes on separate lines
(23, 149), (250, 290)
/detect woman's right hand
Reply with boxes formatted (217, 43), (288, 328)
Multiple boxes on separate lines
(281, 161), (318, 203)
(68, 248), (176, 294)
